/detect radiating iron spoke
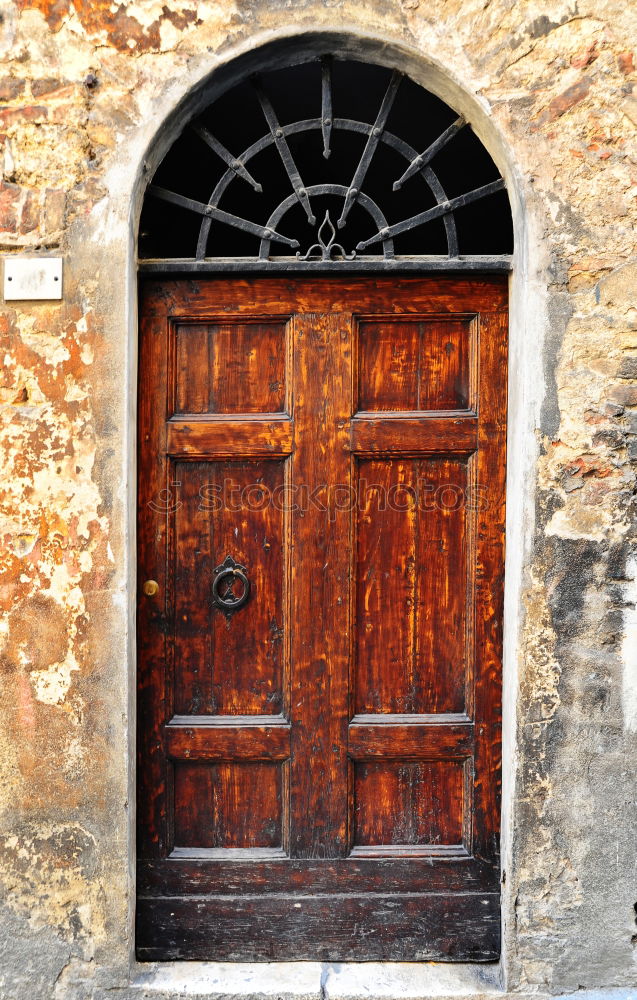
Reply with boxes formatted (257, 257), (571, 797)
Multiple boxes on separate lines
(321, 56), (333, 159)
(393, 116), (466, 191)
(338, 70), (402, 228)
(148, 185), (299, 249)
(253, 77), (316, 224)
(191, 125), (262, 192)
(356, 179), (506, 250)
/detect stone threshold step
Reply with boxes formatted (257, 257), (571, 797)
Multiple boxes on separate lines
(95, 964), (637, 1000)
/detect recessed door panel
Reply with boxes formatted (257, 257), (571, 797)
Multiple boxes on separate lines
(357, 317), (473, 412)
(353, 760), (466, 850)
(173, 761), (284, 851)
(137, 277), (507, 962)
(171, 459), (286, 717)
(355, 456), (469, 716)
(173, 319), (289, 415)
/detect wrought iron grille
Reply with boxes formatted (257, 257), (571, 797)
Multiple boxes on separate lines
(139, 57), (513, 272)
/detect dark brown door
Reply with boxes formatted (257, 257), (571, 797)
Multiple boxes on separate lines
(137, 276), (507, 961)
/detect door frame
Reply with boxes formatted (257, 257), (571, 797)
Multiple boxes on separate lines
(126, 26), (543, 987)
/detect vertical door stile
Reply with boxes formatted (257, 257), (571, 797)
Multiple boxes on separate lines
(289, 310), (353, 859)
(472, 307), (507, 862)
(137, 294), (170, 859)
(282, 313), (294, 858)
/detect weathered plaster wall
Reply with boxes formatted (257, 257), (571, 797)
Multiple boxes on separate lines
(0, 2), (635, 998)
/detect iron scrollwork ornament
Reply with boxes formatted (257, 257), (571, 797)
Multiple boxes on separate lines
(298, 211), (356, 262)
(212, 555), (251, 617)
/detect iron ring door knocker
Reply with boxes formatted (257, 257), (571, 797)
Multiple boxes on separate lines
(212, 555), (251, 616)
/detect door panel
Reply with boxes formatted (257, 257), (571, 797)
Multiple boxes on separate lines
(137, 276), (507, 961)
(171, 458), (286, 717)
(173, 319), (289, 415)
(173, 760), (284, 851)
(355, 456), (469, 715)
(353, 759), (466, 848)
(357, 316), (472, 412)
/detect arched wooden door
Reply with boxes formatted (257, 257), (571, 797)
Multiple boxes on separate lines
(136, 274), (507, 961)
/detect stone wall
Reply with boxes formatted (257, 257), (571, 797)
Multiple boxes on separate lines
(0, 1), (635, 998)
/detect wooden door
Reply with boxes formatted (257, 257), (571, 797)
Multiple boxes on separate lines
(136, 276), (507, 961)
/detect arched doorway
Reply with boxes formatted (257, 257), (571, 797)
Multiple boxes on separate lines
(136, 51), (512, 962)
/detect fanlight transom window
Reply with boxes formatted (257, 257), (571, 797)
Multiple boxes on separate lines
(139, 57), (513, 270)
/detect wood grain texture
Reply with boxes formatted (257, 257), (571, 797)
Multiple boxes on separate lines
(288, 311), (351, 858)
(173, 320), (288, 415)
(171, 459), (285, 716)
(351, 414), (477, 453)
(136, 892), (500, 961)
(173, 761), (283, 849)
(137, 301), (170, 859)
(174, 324), (210, 414)
(137, 276), (507, 960)
(415, 457), (469, 713)
(167, 722), (291, 760)
(139, 276), (507, 317)
(167, 416), (293, 457)
(472, 310), (507, 861)
(354, 457), (468, 714)
(357, 317), (471, 411)
(138, 855), (499, 896)
(348, 720), (473, 759)
(353, 759), (465, 848)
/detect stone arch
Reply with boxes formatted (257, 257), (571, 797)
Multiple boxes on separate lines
(127, 26), (539, 984)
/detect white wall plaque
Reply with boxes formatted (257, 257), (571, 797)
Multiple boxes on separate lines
(3, 257), (63, 300)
